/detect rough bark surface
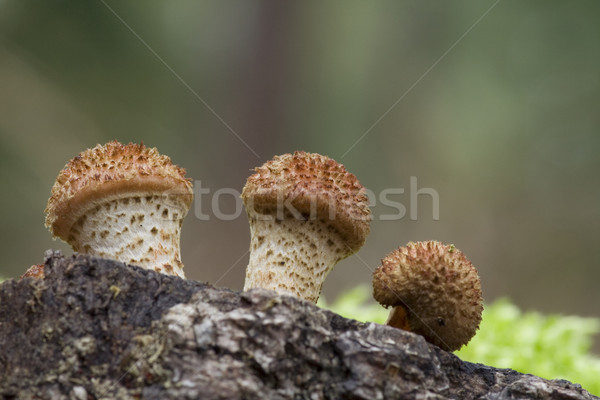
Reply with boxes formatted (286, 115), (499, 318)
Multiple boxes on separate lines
(0, 252), (596, 400)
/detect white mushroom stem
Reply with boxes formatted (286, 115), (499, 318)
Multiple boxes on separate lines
(243, 216), (348, 303)
(67, 193), (188, 278)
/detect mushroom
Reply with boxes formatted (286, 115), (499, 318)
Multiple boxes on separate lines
(44, 141), (193, 278)
(372, 240), (483, 351)
(241, 151), (371, 303)
(21, 264), (45, 279)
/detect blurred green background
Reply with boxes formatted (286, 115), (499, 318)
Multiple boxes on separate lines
(1, 1), (598, 350)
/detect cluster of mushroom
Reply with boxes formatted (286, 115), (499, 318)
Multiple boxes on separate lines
(30, 140), (483, 352)
(240, 152), (482, 350)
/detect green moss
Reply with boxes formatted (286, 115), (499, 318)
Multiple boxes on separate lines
(118, 326), (172, 387)
(456, 298), (600, 396)
(319, 286), (600, 396)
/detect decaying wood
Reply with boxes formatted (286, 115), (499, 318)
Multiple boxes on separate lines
(0, 252), (596, 399)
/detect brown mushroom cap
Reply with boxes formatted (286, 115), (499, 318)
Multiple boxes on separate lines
(372, 241), (483, 351)
(45, 141), (193, 241)
(241, 151), (371, 253)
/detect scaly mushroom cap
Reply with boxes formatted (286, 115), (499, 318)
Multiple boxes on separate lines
(372, 241), (483, 351)
(45, 141), (193, 240)
(241, 151), (371, 302)
(44, 141), (193, 277)
(241, 151), (371, 252)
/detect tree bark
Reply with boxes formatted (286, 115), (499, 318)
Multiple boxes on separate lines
(0, 252), (596, 400)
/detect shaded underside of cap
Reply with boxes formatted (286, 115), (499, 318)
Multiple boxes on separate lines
(45, 141), (193, 240)
(241, 151), (371, 252)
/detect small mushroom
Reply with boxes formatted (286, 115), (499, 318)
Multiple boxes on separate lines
(241, 151), (371, 303)
(21, 264), (45, 279)
(372, 240), (483, 351)
(44, 141), (193, 278)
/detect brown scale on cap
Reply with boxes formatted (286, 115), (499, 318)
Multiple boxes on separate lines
(241, 151), (371, 303)
(44, 141), (193, 278)
(372, 240), (483, 351)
